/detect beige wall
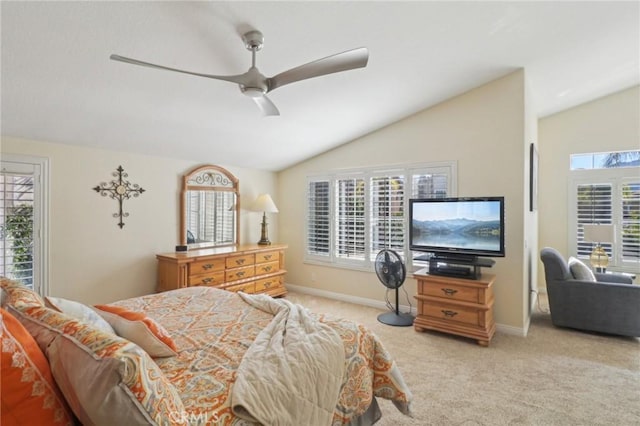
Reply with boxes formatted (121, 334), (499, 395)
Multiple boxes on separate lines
(524, 73), (540, 324)
(1, 137), (278, 304)
(278, 70), (531, 331)
(537, 85), (640, 288)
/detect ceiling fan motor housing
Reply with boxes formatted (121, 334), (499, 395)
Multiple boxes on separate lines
(242, 30), (264, 52)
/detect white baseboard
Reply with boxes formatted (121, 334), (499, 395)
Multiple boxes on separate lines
(285, 282), (527, 336)
(285, 283), (418, 315)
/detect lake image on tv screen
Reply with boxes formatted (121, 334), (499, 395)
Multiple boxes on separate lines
(412, 201), (501, 251)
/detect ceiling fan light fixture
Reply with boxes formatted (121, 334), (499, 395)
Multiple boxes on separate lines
(241, 87), (266, 98)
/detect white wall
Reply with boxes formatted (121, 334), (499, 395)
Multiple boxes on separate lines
(537, 85), (640, 288)
(278, 70), (530, 331)
(1, 137), (278, 304)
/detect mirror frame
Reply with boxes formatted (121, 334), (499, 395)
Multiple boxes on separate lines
(180, 164), (240, 249)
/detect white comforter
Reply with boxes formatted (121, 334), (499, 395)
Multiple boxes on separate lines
(231, 293), (346, 426)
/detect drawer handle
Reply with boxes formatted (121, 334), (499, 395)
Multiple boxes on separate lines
(202, 264), (214, 270)
(264, 254), (272, 260)
(264, 281), (272, 288)
(263, 266), (272, 272)
(441, 310), (458, 318)
(235, 259), (246, 265)
(441, 288), (458, 296)
(236, 271), (245, 277)
(202, 278), (213, 284)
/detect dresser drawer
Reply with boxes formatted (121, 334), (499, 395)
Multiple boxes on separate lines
(226, 254), (255, 268)
(255, 260), (279, 275)
(422, 301), (481, 326)
(226, 265), (255, 281)
(188, 271), (225, 287)
(255, 276), (282, 293)
(256, 250), (279, 264)
(226, 281), (256, 293)
(420, 282), (480, 303)
(190, 259), (225, 275)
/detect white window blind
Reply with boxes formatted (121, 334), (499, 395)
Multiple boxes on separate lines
(621, 178), (640, 263)
(305, 162), (456, 271)
(411, 171), (449, 198)
(569, 165), (640, 271)
(336, 177), (366, 261)
(576, 183), (613, 257)
(370, 174), (405, 258)
(306, 180), (330, 257)
(1, 172), (35, 288)
(0, 155), (49, 294)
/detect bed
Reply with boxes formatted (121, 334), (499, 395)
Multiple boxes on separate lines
(1, 279), (412, 425)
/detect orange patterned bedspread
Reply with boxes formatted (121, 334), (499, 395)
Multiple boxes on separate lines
(112, 287), (412, 425)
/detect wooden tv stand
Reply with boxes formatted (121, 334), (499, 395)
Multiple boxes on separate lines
(413, 269), (495, 346)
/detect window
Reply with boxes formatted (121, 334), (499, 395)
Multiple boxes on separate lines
(306, 162), (456, 271)
(0, 155), (49, 295)
(569, 150), (640, 271)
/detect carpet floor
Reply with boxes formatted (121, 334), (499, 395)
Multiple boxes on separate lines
(285, 292), (640, 426)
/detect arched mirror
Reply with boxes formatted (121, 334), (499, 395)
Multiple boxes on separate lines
(180, 165), (239, 249)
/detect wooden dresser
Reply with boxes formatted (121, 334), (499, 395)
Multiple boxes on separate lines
(413, 269), (495, 346)
(156, 244), (287, 297)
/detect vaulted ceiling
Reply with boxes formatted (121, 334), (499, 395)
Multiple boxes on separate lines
(2, 1), (638, 171)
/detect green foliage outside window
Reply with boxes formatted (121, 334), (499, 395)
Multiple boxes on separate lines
(2, 204), (34, 285)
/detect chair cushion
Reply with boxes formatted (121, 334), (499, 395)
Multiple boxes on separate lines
(1, 307), (75, 426)
(45, 296), (115, 335)
(94, 304), (178, 357)
(7, 305), (185, 425)
(568, 257), (596, 281)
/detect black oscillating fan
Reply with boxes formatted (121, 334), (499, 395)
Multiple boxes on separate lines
(375, 249), (414, 327)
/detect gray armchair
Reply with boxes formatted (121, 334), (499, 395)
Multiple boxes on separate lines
(540, 247), (640, 337)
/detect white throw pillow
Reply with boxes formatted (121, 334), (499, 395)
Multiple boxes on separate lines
(45, 296), (115, 334)
(93, 305), (178, 357)
(568, 257), (596, 282)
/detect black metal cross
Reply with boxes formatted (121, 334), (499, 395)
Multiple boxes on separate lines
(93, 165), (145, 229)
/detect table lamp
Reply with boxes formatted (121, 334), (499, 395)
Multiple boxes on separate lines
(583, 224), (614, 272)
(254, 194), (278, 245)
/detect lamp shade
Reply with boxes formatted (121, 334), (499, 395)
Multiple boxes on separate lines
(253, 194), (279, 213)
(583, 224), (614, 243)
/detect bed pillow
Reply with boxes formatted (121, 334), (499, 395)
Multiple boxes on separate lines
(0, 277), (45, 308)
(93, 304), (178, 357)
(1, 307), (75, 426)
(45, 296), (115, 334)
(7, 305), (185, 426)
(568, 257), (596, 281)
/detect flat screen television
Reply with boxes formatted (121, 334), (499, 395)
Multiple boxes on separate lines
(409, 196), (505, 260)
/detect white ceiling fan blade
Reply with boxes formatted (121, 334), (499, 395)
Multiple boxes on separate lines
(252, 95), (280, 116)
(268, 47), (369, 92)
(110, 54), (248, 85)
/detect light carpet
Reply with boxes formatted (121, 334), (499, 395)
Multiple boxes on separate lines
(285, 292), (640, 426)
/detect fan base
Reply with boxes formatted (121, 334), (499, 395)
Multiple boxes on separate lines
(377, 312), (414, 327)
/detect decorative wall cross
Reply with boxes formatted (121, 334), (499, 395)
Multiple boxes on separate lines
(93, 165), (145, 229)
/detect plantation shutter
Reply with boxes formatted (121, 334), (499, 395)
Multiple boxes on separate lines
(411, 171), (449, 198)
(1, 168), (36, 289)
(576, 183), (613, 257)
(621, 178), (640, 263)
(307, 180), (331, 257)
(336, 177), (366, 260)
(407, 169), (452, 265)
(370, 174), (405, 257)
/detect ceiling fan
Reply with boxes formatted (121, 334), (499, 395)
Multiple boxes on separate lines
(110, 30), (369, 116)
